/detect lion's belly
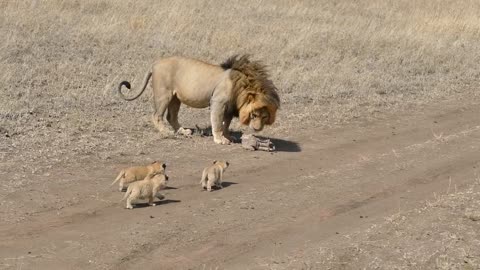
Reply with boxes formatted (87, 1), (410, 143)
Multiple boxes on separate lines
(174, 88), (212, 108)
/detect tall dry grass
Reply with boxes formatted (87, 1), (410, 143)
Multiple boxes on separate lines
(1, 0), (480, 163)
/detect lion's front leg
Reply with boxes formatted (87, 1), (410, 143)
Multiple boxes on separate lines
(222, 114), (237, 142)
(210, 103), (231, 145)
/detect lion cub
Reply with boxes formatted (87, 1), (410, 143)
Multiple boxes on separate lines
(122, 172), (169, 209)
(200, 160), (229, 192)
(111, 161), (166, 191)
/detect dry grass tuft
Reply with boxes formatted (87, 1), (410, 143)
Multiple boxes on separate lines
(1, 0), (480, 165)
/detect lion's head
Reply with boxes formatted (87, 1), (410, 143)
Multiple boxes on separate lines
(238, 94), (278, 131)
(221, 55), (280, 132)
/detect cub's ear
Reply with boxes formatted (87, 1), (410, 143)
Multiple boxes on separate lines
(226, 161), (230, 166)
(213, 160), (217, 164)
(162, 163), (167, 169)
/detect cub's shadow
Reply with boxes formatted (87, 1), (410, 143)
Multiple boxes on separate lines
(120, 186), (177, 192)
(221, 181), (237, 188)
(132, 199), (181, 209)
(202, 181), (238, 192)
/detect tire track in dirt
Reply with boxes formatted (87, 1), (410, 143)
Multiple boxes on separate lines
(116, 103), (480, 269)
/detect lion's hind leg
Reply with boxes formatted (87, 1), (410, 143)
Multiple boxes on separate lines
(167, 95), (192, 136)
(151, 84), (174, 136)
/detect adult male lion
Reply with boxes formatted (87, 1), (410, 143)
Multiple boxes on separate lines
(117, 55), (280, 145)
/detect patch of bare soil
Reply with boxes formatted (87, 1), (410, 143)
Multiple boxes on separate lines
(0, 99), (479, 270)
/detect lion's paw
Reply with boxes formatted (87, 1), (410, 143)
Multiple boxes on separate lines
(214, 136), (231, 145)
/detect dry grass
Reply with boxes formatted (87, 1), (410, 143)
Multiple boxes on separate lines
(1, 0), (480, 164)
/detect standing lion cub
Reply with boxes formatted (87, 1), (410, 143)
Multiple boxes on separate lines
(200, 160), (229, 192)
(111, 161), (166, 191)
(122, 172), (169, 209)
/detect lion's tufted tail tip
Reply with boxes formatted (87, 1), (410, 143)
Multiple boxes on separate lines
(119, 81), (131, 89)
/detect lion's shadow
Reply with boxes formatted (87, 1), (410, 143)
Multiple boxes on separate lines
(231, 131), (301, 153)
(186, 127), (301, 152)
(268, 137), (301, 152)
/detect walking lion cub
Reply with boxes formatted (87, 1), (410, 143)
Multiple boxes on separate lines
(200, 160), (229, 192)
(111, 161), (166, 191)
(121, 172), (169, 209)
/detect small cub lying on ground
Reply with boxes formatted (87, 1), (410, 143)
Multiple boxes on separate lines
(200, 160), (229, 192)
(122, 172), (169, 209)
(111, 161), (166, 191)
(241, 134), (275, 152)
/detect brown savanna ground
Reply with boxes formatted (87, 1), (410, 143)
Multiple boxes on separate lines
(1, 0), (480, 269)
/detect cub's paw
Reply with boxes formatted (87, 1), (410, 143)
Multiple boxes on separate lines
(176, 127), (193, 136)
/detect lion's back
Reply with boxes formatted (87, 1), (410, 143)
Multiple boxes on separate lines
(152, 56), (226, 108)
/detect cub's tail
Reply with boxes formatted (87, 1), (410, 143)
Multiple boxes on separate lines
(111, 170), (125, 186)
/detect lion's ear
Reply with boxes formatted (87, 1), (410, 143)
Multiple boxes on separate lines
(247, 92), (256, 103)
(213, 160), (217, 164)
(239, 93), (256, 125)
(265, 106), (277, 125)
(239, 108), (251, 125)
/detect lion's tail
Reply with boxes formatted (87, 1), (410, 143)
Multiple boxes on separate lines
(111, 170), (125, 186)
(118, 71), (152, 101)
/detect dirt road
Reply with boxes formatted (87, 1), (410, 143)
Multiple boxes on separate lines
(1, 99), (479, 269)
